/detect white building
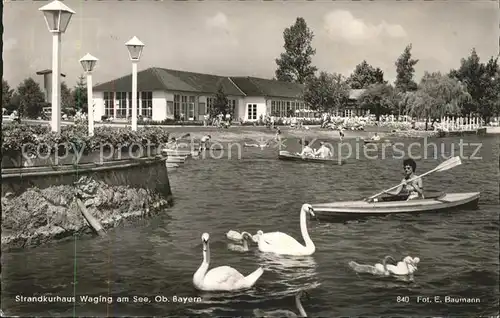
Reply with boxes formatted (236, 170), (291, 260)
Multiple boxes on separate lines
(92, 67), (308, 122)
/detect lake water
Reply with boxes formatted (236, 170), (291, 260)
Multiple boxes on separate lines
(2, 135), (499, 317)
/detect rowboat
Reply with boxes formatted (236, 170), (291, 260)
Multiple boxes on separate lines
(166, 156), (186, 164)
(311, 192), (480, 220)
(161, 149), (199, 157)
(166, 162), (180, 168)
(278, 151), (345, 165)
(363, 139), (392, 145)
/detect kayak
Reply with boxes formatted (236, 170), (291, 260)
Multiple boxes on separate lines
(278, 151), (345, 165)
(311, 192), (480, 219)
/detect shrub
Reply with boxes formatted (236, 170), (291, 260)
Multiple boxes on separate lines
(1, 122), (170, 155)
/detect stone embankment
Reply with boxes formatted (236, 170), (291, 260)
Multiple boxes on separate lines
(1, 176), (171, 251)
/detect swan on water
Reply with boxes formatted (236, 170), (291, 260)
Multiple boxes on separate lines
(349, 255), (394, 276)
(253, 290), (309, 317)
(193, 233), (264, 291)
(226, 230), (258, 243)
(227, 232), (254, 252)
(349, 255), (419, 276)
(385, 256), (419, 275)
(253, 204), (316, 256)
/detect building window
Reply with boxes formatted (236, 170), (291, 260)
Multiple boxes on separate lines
(104, 92), (114, 117)
(247, 104), (257, 120)
(188, 96), (195, 119)
(207, 97), (213, 114)
(141, 91), (153, 118)
(174, 94), (196, 120)
(116, 92), (127, 118)
(174, 94), (180, 119)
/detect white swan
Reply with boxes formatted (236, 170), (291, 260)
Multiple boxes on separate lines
(254, 204), (316, 256)
(226, 230), (257, 243)
(349, 255), (394, 276)
(227, 232), (253, 252)
(386, 256), (419, 275)
(193, 233), (264, 291)
(253, 290), (309, 317)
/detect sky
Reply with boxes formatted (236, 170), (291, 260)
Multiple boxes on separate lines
(3, 0), (499, 89)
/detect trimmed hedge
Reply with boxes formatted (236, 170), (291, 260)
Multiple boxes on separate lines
(1, 123), (170, 155)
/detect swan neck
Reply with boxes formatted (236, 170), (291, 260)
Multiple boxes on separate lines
(295, 294), (307, 317)
(300, 209), (313, 247)
(205, 244), (210, 265)
(194, 244), (209, 287)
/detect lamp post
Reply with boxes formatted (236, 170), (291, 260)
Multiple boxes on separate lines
(79, 53), (98, 136)
(125, 36), (145, 131)
(39, 0), (75, 133)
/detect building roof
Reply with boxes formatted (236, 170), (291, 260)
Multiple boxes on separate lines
(230, 77), (304, 99)
(93, 67), (306, 98)
(36, 69), (66, 77)
(93, 67), (246, 96)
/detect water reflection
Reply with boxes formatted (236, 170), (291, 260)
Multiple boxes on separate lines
(256, 253), (320, 296)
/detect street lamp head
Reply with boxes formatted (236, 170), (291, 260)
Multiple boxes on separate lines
(125, 36), (145, 61)
(79, 53), (99, 73)
(39, 0), (75, 33)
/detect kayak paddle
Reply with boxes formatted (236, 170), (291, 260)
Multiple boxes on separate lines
(368, 156), (462, 200)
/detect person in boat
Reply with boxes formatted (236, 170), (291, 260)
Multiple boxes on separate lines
(385, 158), (425, 200)
(314, 141), (333, 159)
(371, 133), (381, 141)
(297, 140), (315, 157)
(167, 137), (178, 150)
(199, 135), (211, 151)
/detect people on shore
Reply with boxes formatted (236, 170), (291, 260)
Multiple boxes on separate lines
(314, 142), (333, 159)
(385, 158), (424, 200)
(297, 140), (315, 157)
(339, 128), (345, 142)
(199, 135), (211, 151)
(371, 133), (381, 141)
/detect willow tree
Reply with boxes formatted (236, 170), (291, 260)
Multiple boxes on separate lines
(406, 72), (471, 129)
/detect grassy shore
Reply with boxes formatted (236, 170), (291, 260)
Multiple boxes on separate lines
(3, 119), (438, 142)
(164, 126), (437, 143)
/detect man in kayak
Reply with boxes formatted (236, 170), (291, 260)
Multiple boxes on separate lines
(385, 158), (424, 200)
(314, 141), (333, 158)
(199, 134), (211, 151)
(297, 140), (315, 157)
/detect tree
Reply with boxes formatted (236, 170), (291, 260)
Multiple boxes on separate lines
(302, 72), (350, 113)
(358, 84), (398, 121)
(2, 79), (15, 113)
(61, 81), (75, 115)
(449, 49), (500, 122)
(347, 60), (387, 89)
(15, 78), (46, 119)
(211, 85), (229, 118)
(406, 72), (471, 129)
(275, 17), (318, 84)
(73, 74), (88, 113)
(395, 44), (419, 93)
(477, 56), (499, 122)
